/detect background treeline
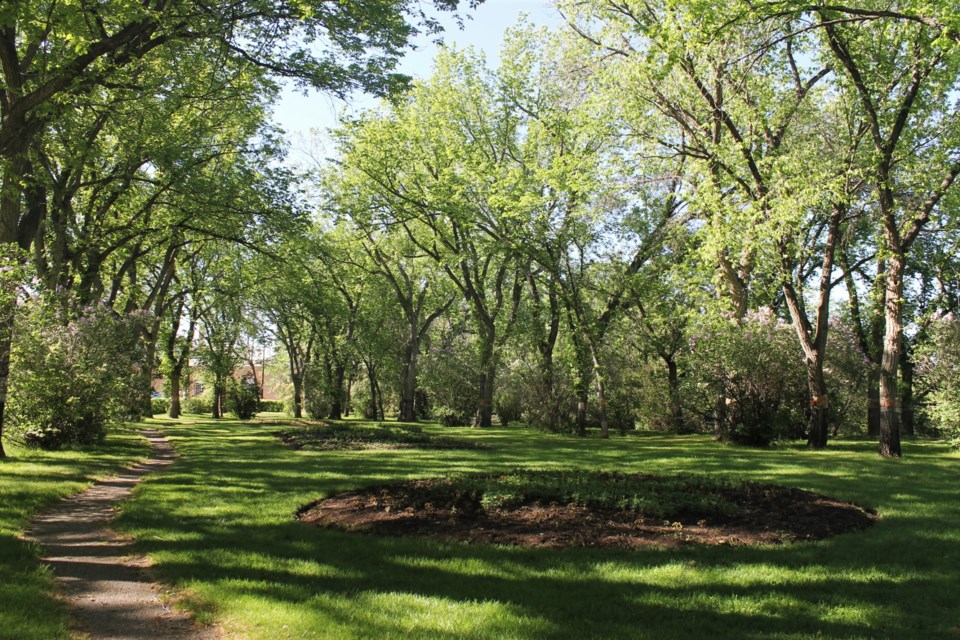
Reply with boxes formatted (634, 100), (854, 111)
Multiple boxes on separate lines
(1, 1), (958, 459)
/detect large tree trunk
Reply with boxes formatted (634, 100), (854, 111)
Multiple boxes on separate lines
(168, 363), (183, 419)
(399, 336), (419, 422)
(576, 391), (588, 437)
(292, 377), (303, 419)
(527, 273), (561, 430)
(289, 356), (304, 419)
(474, 330), (496, 428)
(212, 376), (225, 419)
(329, 364), (345, 420)
(867, 374), (881, 437)
(878, 258), (904, 458)
(366, 362), (382, 420)
(0, 154), (26, 457)
(590, 345), (609, 438)
(806, 361), (830, 449)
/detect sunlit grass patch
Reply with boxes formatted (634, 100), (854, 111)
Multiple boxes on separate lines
(108, 418), (960, 639)
(0, 424), (149, 640)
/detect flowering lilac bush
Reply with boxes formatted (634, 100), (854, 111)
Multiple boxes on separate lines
(8, 299), (149, 449)
(687, 308), (807, 446)
(822, 316), (872, 435)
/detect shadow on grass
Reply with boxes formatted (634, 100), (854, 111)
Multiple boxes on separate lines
(119, 418), (960, 639)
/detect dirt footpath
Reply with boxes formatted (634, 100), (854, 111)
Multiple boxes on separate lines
(27, 429), (217, 640)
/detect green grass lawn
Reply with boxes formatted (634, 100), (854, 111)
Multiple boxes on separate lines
(104, 416), (960, 640)
(0, 424), (149, 640)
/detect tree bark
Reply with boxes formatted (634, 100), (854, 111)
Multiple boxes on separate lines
(806, 364), (830, 449)
(867, 370), (881, 437)
(879, 259), (904, 457)
(665, 356), (684, 431)
(399, 335), (419, 422)
(168, 369), (182, 419)
(590, 345), (609, 438)
(329, 364), (345, 420)
(474, 332), (495, 428)
(212, 376), (225, 419)
(292, 377), (303, 419)
(366, 362), (382, 420)
(527, 272), (561, 429)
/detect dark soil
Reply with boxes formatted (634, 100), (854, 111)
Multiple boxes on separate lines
(298, 476), (878, 549)
(273, 422), (487, 451)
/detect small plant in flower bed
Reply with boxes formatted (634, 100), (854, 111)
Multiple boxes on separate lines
(386, 471), (743, 521)
(276, 422), (485, 451)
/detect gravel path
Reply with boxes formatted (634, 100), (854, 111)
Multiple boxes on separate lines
(27, 429), (217, 640)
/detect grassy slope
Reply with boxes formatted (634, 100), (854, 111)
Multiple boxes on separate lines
(115, 417), (960, 640)
(0, 425), (149, 640)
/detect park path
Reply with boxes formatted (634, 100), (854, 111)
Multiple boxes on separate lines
(26, 428), (218, 640)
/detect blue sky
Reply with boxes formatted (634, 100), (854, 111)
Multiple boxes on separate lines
(270, 0), (563, 136)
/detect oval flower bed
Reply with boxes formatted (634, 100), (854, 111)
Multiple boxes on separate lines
(297, 470), (878, 548)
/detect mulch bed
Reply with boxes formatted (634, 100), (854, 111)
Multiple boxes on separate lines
(297, 478), (878, 548)
(271, 422), (488, 452)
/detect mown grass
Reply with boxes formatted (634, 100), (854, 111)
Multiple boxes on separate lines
(112, 416), (960, 639)
(0, 424), (149, 640)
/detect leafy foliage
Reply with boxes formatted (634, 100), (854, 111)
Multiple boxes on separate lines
(916, 315), (960, 447)
(227, 378), (261, 420)
(8, 301), (149, 449)
(687, 309), (807, 446)
(150, 397), (170, 416)
(277, 422), (483, 450)
(381, 470), (743, 520)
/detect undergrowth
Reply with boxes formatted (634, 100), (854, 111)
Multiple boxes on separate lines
(380, 471), (743, 520)
(276, 421), (486, 451)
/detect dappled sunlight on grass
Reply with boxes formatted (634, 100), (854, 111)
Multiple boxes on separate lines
(104, 416), (960, 638)
(0, 424), (151, 640)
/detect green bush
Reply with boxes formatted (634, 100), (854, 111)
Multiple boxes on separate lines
(259, 399), (284, 413)
(432, 405), (471, 427)
(8, 301), (149, 450)
(227, 378), (260, 419)
(916, 315), (960, 447)
(687, 308), (807, 446)
(419, 331), (477, 423)
(303, 363), (332, 419)
(184, 394), (213, 415)
(150, 397), (170, 416)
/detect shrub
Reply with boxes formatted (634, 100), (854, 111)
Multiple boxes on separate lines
(8, 301), (149, 450)
(823, 316), (872, 435)
(184, 394), (213, 415)
(418, 328), (478, 423)
(916, 315), (960, 447)
(150, 397), (170, 416)
(227, 377), (260, 419)
(259, 399), (284, 413)
(432, 406), (471, 427)
(303, 363), (332, 419)
(687, 308), (807, 446)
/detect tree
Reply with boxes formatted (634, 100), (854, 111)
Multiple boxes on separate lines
(812, 6), (960, 456)
(0, 0), (480, 454)
(331, 48), (533, 427)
